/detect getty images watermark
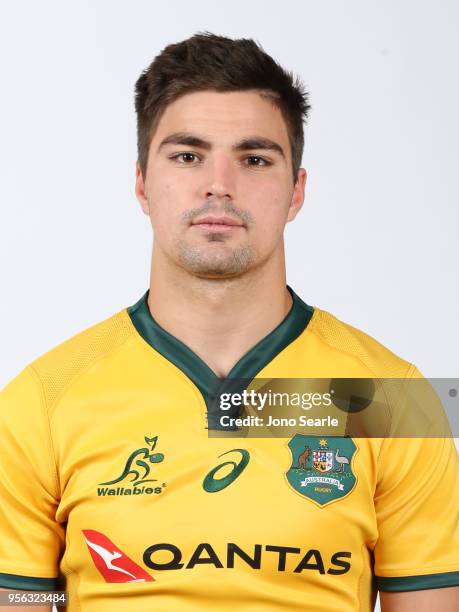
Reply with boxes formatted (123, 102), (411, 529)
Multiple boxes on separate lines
(205, 378), (459, 438)
(218, 388), (337, 428)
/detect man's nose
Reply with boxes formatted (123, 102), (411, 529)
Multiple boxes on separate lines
(201, 154), (236, 200)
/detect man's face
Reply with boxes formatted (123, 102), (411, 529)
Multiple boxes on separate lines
(135, 90), (306, 279)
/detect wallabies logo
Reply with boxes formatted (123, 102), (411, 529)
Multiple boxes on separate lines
(97, 436), (166, 497)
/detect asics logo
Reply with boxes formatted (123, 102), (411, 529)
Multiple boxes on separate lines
(202, 449), (250, 492)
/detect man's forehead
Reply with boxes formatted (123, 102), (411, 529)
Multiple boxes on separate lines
(152, 90), (289, 141)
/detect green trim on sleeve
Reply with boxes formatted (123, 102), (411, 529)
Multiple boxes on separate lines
(377, 571), (459, 592)
(0, 572), (59, 591)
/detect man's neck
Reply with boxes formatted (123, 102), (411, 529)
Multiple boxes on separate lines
(147, 253), (292, 378)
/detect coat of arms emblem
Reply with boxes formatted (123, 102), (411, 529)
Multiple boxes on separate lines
(286, 436), (358, 506)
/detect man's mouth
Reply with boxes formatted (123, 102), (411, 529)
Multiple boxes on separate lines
(191, 215), (245, 232)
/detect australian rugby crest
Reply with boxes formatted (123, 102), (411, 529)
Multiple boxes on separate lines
(286, 436), (358, 507)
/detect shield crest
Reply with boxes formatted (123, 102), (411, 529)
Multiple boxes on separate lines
(312, 450), (334, 473)
(286, 435), (358, 507)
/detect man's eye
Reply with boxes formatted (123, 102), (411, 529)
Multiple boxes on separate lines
(245, 156), (270, 167)
(171, 153), (200, 164)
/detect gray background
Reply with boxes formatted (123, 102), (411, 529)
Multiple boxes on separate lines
(0, 2), (458, 610)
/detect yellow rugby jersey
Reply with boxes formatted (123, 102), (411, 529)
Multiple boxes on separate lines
(0, 285), (458, 611)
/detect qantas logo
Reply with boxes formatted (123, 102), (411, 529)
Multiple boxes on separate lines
(83, 529), (351, 581)
(82, 529), (153, 583)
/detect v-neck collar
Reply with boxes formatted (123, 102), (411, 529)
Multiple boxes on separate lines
(127, 285), (314, 423)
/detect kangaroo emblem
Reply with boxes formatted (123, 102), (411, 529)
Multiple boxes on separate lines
(297, 445), (311, 470)
(100, 436), (164, 487)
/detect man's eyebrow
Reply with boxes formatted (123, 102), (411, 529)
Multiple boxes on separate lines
(158, 132), (211, 151)
(233, 136), (285, 158)
(157, 132), (285, 158)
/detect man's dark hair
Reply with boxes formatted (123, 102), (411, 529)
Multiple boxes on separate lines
(134, 31), (310, 184)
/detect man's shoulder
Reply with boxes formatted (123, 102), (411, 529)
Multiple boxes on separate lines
(307, 306), (413, 378)
(27, 306), (135, 408)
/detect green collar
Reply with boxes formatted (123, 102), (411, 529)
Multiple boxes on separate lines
(128, 285), (313, 424)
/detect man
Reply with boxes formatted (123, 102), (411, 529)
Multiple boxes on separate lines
(0, 32), (457, 611)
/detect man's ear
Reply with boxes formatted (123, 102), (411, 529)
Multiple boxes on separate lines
(135, 162), (150, 216)
(286, 168), (307, 223)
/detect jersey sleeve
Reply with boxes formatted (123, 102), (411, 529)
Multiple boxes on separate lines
(0, 366), (65, 590)
(373, 365), (459, 592)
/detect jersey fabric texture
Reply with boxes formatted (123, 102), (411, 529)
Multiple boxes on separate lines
(0, 285), (458, 611)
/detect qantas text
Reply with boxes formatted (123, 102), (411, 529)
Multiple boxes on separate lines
(142, 542), (351, 574)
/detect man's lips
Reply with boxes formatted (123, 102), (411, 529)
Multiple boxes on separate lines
(191, 216), (245, 231)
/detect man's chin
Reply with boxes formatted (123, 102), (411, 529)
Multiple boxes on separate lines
(176, 245), (255, 278)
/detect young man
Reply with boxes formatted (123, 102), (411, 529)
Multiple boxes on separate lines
(0, 32), (457, 612)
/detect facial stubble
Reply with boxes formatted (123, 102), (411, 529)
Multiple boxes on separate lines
(177, 231), (256, 278)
